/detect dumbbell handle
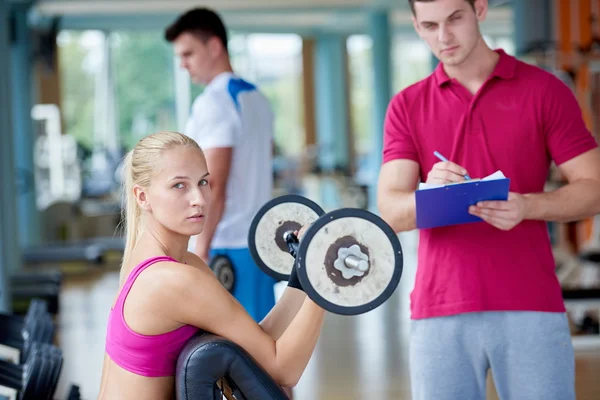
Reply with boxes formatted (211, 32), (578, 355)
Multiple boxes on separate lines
(283, 231), (300, 258)
(284, 232), (365, 271)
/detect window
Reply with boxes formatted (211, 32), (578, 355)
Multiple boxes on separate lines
(392, 36), (432, 93)
(58, 30), (104, 151)
(58, 29), (178, 198)
(346, 34), (433, 163)
(110, 30), (178, 150)
(58, 30), (120, 198)
(346, 35), (374, 159)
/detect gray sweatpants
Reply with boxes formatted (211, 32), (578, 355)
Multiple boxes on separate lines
(409, 311), (575, 400)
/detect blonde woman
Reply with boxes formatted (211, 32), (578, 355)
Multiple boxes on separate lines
(98, 131), (324, 399)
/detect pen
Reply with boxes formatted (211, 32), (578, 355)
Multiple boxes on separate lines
(433, 151), (471, 180)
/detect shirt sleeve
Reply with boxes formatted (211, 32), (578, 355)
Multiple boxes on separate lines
(382, 93), (419, 164)
(185, 95), (240, 149)
(543, 74), (598, 166)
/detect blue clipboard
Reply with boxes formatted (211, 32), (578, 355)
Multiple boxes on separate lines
(415, 178), (511, 229)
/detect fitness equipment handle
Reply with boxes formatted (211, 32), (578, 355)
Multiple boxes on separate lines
(284, 231), (299, 258)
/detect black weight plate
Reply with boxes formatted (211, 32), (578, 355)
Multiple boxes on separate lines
(296, 208), (403, 316)
(248, 195), (325, 281)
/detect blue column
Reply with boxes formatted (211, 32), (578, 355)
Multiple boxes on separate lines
(512, 0), (552, 56)
(368, 10), (392, 212)
(11, 3), (41, 248)
(313, 33), (350, 210)
(0, 0), (17, 312)
(314, 33), (350, 173)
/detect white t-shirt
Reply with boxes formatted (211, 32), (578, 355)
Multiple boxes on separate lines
(184, 72), (274, 250)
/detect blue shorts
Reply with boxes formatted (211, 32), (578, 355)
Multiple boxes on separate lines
(409, 311), (575, 400)
(210, 247), (276, 322)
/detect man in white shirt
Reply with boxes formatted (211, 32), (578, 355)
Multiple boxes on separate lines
(165, 8), (276, 322)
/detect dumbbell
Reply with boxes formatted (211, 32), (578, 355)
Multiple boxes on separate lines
(247, 195), (403, 316)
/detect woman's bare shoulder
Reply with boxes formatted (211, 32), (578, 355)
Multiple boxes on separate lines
(138, 257), (198, 283)
(122, 250), (202, 278)
(127, 257), (221, 319)
(137, 255), (219, 297)
(136, 255), (232, 329)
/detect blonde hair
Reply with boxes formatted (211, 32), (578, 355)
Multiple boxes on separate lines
(120, 131), (200, 265)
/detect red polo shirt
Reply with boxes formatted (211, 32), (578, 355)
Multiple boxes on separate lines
(383, 49), (598, 319)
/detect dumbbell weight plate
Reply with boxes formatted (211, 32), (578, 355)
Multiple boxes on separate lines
(248, 195), (325, 281)
(296, 208), (403, 316)
(210, 255), (235, 293)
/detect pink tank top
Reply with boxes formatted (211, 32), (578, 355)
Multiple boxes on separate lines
(105, 256), (200, 377)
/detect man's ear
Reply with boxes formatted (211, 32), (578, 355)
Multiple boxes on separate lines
(133, 184), (151, 212)
(208, 36), (225, 58)
(474, 0), (488, 22)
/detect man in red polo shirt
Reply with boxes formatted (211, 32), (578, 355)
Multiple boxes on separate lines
(378, 0), (600, 399)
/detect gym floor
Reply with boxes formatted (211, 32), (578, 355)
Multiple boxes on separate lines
(50, 230), (600, 399)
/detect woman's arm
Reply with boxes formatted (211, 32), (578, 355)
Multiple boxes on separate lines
(184, 250), (307, 340)
(257, 225), (312, 340)
(164, 263), (324, 387)
(259, 287), (307, 340)
(185, 225), (314, 342)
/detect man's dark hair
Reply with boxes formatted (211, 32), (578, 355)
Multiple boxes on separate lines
(408, 0), (476, 15)
(164, 8), (228, 50)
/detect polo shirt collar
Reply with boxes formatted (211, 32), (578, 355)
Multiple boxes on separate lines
(434, 48), (517, 86)
(205, 71), (236, 91)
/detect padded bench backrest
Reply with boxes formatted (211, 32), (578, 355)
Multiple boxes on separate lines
(176, 333), (290, 400)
